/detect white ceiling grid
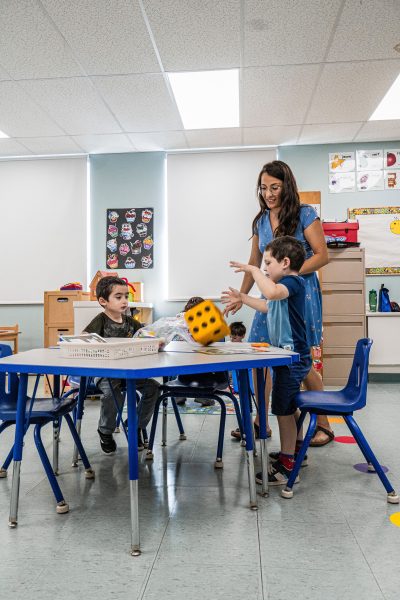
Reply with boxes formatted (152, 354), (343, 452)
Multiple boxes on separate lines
(0, 0), (398, 156)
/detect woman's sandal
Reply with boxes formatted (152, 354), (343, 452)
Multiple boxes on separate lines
(230, 423), (272, 441)
(309, 425), (335, 447)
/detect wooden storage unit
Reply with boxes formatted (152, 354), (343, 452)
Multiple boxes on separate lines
(44, 290), (90, 394)
(367, 312), (400, 374)
(321, 248), (365, 386)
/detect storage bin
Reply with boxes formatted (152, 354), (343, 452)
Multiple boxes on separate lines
(322, 221), (359, 244)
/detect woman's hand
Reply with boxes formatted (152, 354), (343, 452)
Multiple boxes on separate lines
(229, 261), (258, 274)
(221, 287), (243, 316)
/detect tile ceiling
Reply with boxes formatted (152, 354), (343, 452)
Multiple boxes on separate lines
(0, 0), (399, 156)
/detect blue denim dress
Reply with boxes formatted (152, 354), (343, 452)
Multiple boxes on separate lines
(248, 204), (323, 347)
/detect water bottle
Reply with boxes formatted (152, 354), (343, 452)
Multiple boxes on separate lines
(369, 289), (377, 312)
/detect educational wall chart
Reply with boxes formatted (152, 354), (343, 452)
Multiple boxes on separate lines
(329, 148), (400, 192)
(348, 207), (400, 275)
(106, 208), (154, 269)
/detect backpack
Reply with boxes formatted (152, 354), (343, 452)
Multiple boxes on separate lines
(390, 301), (400, 313)
(378, 284), (392, 312)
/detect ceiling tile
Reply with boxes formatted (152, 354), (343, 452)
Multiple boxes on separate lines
(298, 122), (362, 145)
(243, 125), (300, 146)
(355, 120), (400, 142)
(306, 60), (400, 124)
(244, 0), (342, 66)
(243, 65), (320, 127)
(0, 65), (12, 81)
(0, 0), (83, 79)
(93, 74), (182, 132)
(0, 81), (64, 137)
(185, 128), (241, 148)
(0, 138), (33, 156)
(142, 0), (241, 71)
(127, 131), (187, 151)
(328, 0), (400, 62)
(16, 136), (84, 154)
(20, 77), (121, 135)
(41, 0), (160, 75)
(72, 134), (135, 154)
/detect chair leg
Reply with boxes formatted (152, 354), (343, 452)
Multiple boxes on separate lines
(0, 422), (14, 477)
(146, 396), (163, 458)
(72, 377), (86, 467)
(34, 424), (69, 514)
(214, 396), (226, 469)
(282, 413), (318, 499)
(344, 415), (399, 503)
(162, 397), (168, 446)
(296, 410), (307, 434)
(170, 397), (186, 440)
(64, 414), (95, 479)
(142, 428), (148, 448)
(52, 418), (60, 476)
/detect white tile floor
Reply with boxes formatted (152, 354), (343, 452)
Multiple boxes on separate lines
(0, 382), (400, 599)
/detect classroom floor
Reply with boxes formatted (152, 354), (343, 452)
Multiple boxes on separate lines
(0, 382), (400, 600)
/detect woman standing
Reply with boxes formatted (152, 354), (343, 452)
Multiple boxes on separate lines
(226, 160), (333, 446)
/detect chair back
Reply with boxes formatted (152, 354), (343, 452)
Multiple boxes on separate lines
(0, 343), (13, 401)
(343, 338), (372, 410)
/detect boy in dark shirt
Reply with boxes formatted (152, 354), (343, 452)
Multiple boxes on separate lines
(84, 276), (159, 454)
(222, 236), (312, 486)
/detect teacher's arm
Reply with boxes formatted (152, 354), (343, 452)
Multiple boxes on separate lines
(224, 235), (263, 316)
(300, 220), (329, 275)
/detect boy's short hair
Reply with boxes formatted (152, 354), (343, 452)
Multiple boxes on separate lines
(264, 236), (306, 272)
(96, 276), (128, 301)
(230, 321), (246, 337)
(183, 296), (205, 312)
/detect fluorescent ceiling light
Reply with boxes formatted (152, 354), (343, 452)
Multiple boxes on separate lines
(369, 73), (400, 120)
(0, 129), (9, 138)
(168, 69), (239, 129)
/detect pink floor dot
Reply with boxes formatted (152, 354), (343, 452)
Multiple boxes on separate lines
(334, 435), (357, 444)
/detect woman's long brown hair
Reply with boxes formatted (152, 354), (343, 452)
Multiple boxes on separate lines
(251, 160), (301, 238)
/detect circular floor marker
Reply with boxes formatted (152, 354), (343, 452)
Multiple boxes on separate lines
(328, 417), (344, 424)
(334, 435), (356, 444)
(353, 462), (388, 474)
(389, 513), (400, 527)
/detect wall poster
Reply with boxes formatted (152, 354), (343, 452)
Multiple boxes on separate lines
(106, 208), (154, 269)
(348, 207), (400, 275)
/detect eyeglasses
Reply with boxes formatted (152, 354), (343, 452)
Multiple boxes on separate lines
(259, 184), (282, 195)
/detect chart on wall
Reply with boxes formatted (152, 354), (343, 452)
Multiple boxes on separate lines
(348, 207), (400, 275)
(106, 208), (154, 269)
(329, 149), (400, 192)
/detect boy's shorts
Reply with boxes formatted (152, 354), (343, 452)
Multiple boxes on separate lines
(271, 355), (312, 416)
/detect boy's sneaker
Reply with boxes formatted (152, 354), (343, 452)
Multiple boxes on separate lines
(269, 450), (308, 468)
(256, 461), (300, 487)
(98, 429), (117, 454)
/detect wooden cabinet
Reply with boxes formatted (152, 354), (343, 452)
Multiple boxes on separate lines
(321, 248), (366, 386)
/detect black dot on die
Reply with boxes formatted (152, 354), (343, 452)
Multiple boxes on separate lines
(188, 316), (194, 321)
(204, 306), (210, 312)
(193, 327), (199, 333)
(201, 322), (207, 328)
(210, 317), (216, 323)
(214, 329), (220, 335)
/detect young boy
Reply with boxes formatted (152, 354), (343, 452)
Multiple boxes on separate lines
(229, 321), (246, 343)
(221, 236), (312, 485)
(84, 276), (160, 454)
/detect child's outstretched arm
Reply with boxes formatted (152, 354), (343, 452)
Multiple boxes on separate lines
(229, 261), (289, 300)
(221, 287), (268, 313)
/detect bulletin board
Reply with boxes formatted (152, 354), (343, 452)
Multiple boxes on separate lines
(348, 207), (400, 275)
(106, 208), (154, 269)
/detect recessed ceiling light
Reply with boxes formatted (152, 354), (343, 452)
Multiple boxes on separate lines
(369, 72), (400, 120)
(167, 69), (239, 130)
(0, 129), (10, 138)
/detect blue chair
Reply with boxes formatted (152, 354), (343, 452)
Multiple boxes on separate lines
(147, 371), (244, 468)
(281, 338), (399, 504)
(0, 344), (95, 515)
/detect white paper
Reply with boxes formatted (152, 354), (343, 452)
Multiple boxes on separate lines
(357, 213), (400, 268)
(385, 149), (400, 169)
(384, 170), (400, 190)
(329, 152), (355, 173)
(357, 170), (384, 191)
(329, 172), (356, 193)
(356, 149), (383, 171)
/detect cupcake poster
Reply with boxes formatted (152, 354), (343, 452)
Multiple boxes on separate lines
(106, 208), (154, 269)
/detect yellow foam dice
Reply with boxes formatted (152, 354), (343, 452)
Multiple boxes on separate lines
(184, 300), (230, 345)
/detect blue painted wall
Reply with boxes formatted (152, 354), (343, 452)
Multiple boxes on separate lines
(279, 141), (400, 304)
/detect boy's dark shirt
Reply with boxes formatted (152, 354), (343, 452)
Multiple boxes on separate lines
(84, 312), (141, 338)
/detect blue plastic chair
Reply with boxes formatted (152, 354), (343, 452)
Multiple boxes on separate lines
(282, 338), (399, 504)
(147, 372), (244, 468)
(0, 344), (95, 515)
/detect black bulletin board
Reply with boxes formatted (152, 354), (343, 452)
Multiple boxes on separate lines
(106, 208), (154, 269)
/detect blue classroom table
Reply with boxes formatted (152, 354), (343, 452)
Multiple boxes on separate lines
(0, 341), (298, 556)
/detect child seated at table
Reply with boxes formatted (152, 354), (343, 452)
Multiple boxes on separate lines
(222, 236), (312, 486)
(84, 276), (160, 454)
(229, 321), (246, 343)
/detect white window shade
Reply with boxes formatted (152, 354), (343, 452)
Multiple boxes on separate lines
(0, 157), (87, 303)
(167, 149), (277, 300)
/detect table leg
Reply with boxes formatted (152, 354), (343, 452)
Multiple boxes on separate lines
(237, 369), (257, 510)
(256, 369), (269, 497)
(9, 373), (28, 527)
(72, 376), (87, 467)
(127, 379), (140, 556)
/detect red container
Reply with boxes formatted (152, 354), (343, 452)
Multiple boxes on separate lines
(322, 221), (359, 243)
